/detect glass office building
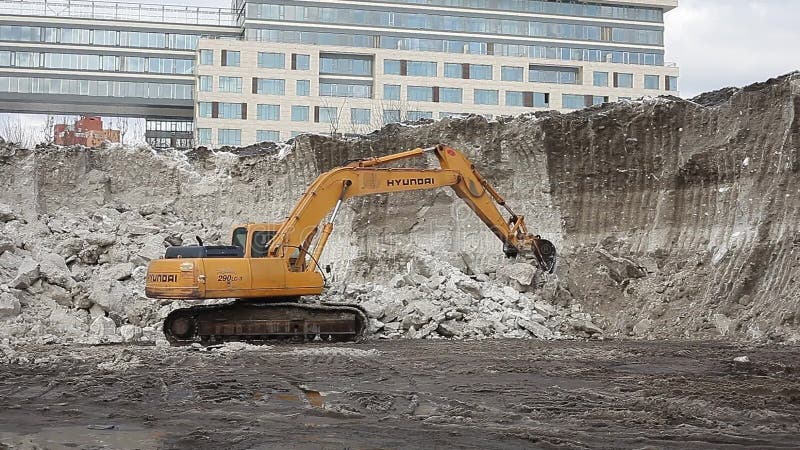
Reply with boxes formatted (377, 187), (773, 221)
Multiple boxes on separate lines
(0, 0), (679, 148)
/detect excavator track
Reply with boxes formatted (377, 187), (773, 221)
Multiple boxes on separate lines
(163, 301), (369, 346)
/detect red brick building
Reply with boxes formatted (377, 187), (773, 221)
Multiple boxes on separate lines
(54, 116), (121, 147)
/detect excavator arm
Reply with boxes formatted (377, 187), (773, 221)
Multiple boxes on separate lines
(268, 144), (557, 273)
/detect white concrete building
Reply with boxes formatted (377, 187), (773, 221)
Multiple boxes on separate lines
(194, 0), (680, 147)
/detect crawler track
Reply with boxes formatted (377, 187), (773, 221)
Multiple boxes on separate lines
(163, 301), (368, 345)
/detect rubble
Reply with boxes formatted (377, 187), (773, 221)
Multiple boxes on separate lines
(322, 251), (596, 340)
(0, 292), (21, 317)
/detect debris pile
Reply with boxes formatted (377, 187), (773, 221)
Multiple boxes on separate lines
(323, 252), (599, 340)
(0, 199), (210, 347)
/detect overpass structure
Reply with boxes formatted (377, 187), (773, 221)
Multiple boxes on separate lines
(0, 0), (241, 147)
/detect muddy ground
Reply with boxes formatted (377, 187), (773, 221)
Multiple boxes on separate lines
(1, 339), (798, 449)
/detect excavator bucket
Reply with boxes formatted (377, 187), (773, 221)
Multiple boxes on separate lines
(533, 238), (557, 274)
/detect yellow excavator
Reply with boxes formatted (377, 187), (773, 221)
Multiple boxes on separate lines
(146, 144), (556, 345)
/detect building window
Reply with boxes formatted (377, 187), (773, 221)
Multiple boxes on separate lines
(258, 52), (285, 69)
(440, 87), (462, 103)
(257, 104), (280, 121)
(407, 110), (432, 121)
(351, 108), (370, 125)
(408, 86), (433, 102)
(292, 53), (310, 70)
(291, 131), (303, 138)
(320, 82), (371, 98)
(61, 28), (91, 45)
(291, 105), (309, 122)
(470, 64), (492, 80)
(593, 71), (609, 87)
(256, 78), (285, 95)
(198, 75), (212, 92)
(320, 54), (372, 76)
(614, 72), (634, 88)
(530, 65), (579, 84)
(384, 59), (402, 75)
(644, 75), (659, 90)
(220, 102), (244, 119)
(534, 92), (550, 108)
(93, 29), (118, 46)
(296, 80), (310, 96)
(474, 89), (499, 105)
(562, 94), (585, 109)
(501, 66), (524, 82)
(125, 56), (146, 73)
(218, 129), (241, 146)
(222, 50), (240, 67)
(444, 63), (461, 78)
(384, 84), (400, 100)
(257, 130), (280, 142)
(592, 95), (608, 105)
(666, 76), (678, 91)
(407, 61), (437, 77)
(506, 91), (524, 107)
(444, 63), (491, 79)
(562, 94), (608, 109)
(197, 128), (211, 145)
(383, 110), (401, 124)
(198, 102), (212, 118)
(219, 76), (242, 93)
(317, 106), (338, 124)
(199, 49), (213, 66)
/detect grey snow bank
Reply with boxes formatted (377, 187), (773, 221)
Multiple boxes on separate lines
(322, 251), (600, 340)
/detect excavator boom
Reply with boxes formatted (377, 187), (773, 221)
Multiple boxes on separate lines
(146, 144), (556, 345)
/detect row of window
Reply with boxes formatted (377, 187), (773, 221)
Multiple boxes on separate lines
(0, 25), (199, 50)
(0, 76), (193, 99)
(198, 76), (357, 98)
(247, 4), (663, 45)
(0, 50), (194, 74)
(357, 0), (664, 22)
(244, 29), (666, 66)
(145, 120), (193, 132)
(592, 72), (678, 90)
(198, 49), (311, 70)
(320, 54), (373, 76)
(381, 60), (676, 90)
(197, 104), (374, 127)
(196, 87), (551, 123)
(196, 72), (678, 118)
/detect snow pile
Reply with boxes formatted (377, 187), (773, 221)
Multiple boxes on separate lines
(0, 200), (213, 347)
(324, 251), (602, 340)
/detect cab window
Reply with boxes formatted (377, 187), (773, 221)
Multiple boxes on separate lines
(232, 227), (248, 249)
(251, 231), (276, 258)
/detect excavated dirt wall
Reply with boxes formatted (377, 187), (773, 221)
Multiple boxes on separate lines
(1, 72), (798, 343)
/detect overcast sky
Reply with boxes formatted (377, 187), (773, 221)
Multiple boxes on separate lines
(664, 0), (800, 98)
(179, 0), (800, 98)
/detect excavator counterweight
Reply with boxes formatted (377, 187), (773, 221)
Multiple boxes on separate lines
(146, 144), (556, 345)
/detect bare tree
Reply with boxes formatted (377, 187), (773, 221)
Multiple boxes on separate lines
(109, 116), (130, 145)
(39, 114), (55, 145)
(128, 118), (146, 145)
(0, 115), (35, 147)
(320, 97), (347, 137)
